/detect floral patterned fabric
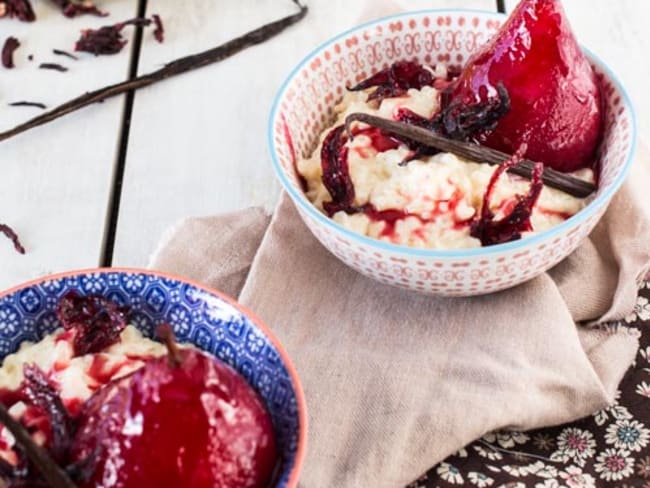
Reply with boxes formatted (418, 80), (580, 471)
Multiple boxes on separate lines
(409, 280), (650, 488)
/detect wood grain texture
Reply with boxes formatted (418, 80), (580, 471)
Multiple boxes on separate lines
(111, 0), (495, 267)
(0, 0), (140, 288)
(3, 0), (647, 286)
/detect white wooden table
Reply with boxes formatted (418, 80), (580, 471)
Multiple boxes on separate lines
(1, 0), (648, 289)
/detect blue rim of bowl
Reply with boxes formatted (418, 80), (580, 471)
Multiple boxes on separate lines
(268, 8), (638, 258)
(0, 267), (307, 488)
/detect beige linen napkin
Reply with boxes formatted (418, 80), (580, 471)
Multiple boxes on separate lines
(150, 156), (650, 488)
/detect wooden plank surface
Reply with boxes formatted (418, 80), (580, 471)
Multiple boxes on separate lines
(0, 0), (140, 288)
(111, 0), (496, 268)
(3, 0), (648, 286)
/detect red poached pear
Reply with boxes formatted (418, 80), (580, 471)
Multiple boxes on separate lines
(447, 0), (602, 172)
(70, 331), (278, 488)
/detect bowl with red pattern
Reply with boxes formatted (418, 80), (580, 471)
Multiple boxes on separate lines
(268, 8), (636, 296)
(0, 268), (306, 487)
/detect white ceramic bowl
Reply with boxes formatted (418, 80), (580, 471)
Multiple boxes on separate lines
(268, 9), (637, 297)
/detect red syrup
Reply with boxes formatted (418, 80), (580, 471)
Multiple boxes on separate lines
(362, 186), (471, 242)
(86, 353), (131, 386)
(537, 207), (573, 221)
(0, 388), (24, 410)
(63, 397), (84, 417)
(283, 113), (309, 193)
(21, 404), (50, 432)
(350, 126), (402, 159)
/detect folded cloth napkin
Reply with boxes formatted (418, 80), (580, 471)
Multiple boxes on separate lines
(149, 150), (650, 487)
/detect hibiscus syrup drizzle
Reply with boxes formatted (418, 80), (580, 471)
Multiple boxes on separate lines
(363, 186), (471, 242)
(86, 354), (132, 386)
(0, 389), (24, 411)
(350, 126), (402, 159)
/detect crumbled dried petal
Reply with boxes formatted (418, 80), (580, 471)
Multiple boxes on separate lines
(152, 14), (164, 43)
(348, 61), (434, 102)
(75, 17), (151, 55)
(0, 0), (35, 22)
(39, 62), (68, 72)
(9, 101), (46, 109)
(442, 82), (510, 141)
(56, 291), (128, 356)
(0, 224), (25, 254)
(2, 36), (19, 68)
(52, 49), (77, 60)
(21, 365), (72, 463)
(470, 144), (545, 246)
(321, 125), (354, 216)
(49, 0), (107, 18)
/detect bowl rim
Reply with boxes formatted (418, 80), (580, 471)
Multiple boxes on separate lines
(0, 267), (307, 488)
(268, 8), (638, 258)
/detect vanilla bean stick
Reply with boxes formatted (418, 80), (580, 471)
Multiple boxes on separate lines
(0, 0), (307, 143)
(345, 113), (596, 198)
(0, 403), (76, 488)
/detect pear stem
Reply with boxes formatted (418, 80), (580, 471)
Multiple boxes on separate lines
(156, 323), (182, 367)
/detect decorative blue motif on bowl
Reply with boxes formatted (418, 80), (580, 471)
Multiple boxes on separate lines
(0, 270), (303, 487)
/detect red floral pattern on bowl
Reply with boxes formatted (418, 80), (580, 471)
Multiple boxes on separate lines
(268, 10), (636, 297)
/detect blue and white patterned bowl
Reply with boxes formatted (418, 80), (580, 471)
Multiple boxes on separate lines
(0, 268), (307, 487)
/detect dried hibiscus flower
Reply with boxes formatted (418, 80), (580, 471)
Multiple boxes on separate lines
(2, 36), (19, 68)
(0, 0), (35, 22)
(52, 48), (78, 60)
(39, 62), (68, 72)
(9, 101), (47, 109)
(348, 61), (435, 102)
(75, 17), (151, 55)
(441, 82), (510, 141)
(321, 125), (354, 216)
(0, 364), (88, 486)
(0, 223), (25, 254)
(470, 144), (545, 246)
(49, 0), (107, 18)
(56, 291), (128, 355)
(22, 365), (73, 463)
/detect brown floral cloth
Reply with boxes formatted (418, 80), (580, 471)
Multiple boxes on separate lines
(409, 279), (650, 488)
